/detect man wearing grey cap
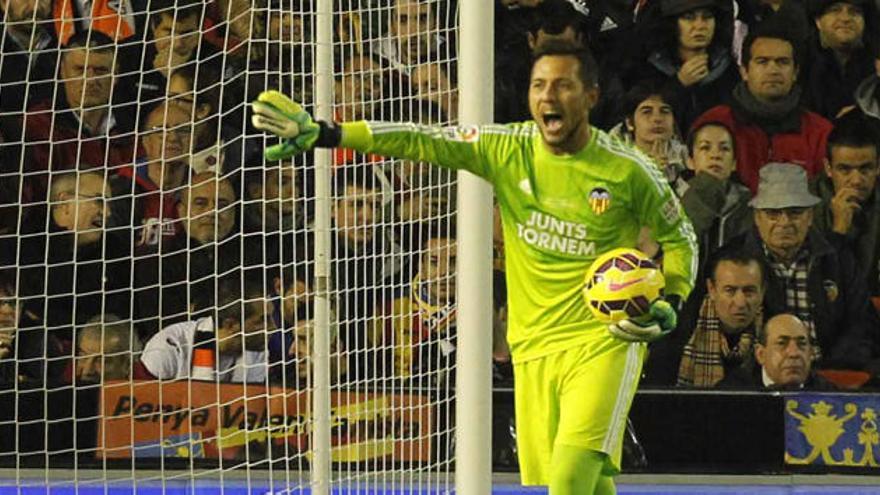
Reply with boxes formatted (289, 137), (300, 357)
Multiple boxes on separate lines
(728, 162), (876, 369)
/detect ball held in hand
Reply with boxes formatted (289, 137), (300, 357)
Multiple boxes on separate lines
(582, 248), (665, 324)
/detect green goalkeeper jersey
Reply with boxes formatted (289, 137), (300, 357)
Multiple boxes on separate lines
(340, 121), (697, 363)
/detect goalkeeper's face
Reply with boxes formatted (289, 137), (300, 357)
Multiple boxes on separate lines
(529, 54), (598, 155)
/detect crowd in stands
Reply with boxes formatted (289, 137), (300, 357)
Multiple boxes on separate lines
(2, 0), (880, 396)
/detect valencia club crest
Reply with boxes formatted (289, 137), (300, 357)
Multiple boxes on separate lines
(589, 187), (611, 215)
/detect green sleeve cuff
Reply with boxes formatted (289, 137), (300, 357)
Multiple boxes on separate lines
(340, 121), (372, 151)
(666, 281), (691, 303)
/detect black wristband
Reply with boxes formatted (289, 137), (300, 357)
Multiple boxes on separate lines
(315, 120), (342, 148)
(666, 295), (683, 313)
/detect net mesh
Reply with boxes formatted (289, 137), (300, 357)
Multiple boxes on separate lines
(0, 0), (461, 490)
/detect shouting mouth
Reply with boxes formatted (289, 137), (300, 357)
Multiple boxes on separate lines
(543, 112), (564, 133)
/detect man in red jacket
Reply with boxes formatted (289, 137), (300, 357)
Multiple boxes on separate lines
(691, 21), (832, 194)
(22, 30), (136, 203)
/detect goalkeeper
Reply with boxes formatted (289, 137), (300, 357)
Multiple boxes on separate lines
(252, 41), (697, 495)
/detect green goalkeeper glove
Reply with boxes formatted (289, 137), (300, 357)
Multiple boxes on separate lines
(251, 90), (321, 161)
(607, 299), (677, 343)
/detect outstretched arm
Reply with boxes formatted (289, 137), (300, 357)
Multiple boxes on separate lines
(251, 90), (500, 180)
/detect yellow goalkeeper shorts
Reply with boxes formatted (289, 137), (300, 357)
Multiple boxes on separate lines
(513, 332), (647, 486)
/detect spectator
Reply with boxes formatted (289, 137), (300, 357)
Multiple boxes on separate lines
(691, 22), (833, 194)
(264, 0), (307, 47)
(334, 53), (391, 122)
(410, 61), (458, 122)
(628, 0), (738, 132)
(374, 0), (449, 74)
(728, 162), (875, 369)
(113, 102), (193, 247)
(0, 268), (45, 385)
(395, 162), (456, 251)
(525, 0), (587, 50)
(495, 0), (625, 126)
(123, 0), (212, 108)
(261, 0), (312, 77)
(73, 314), (146, 384)
(162, 63), (235, 175)
(19, 171), (131, 346)
(177, 171), (238, 248)
(680, 120), (752, 280)
(673, 251), (766, 387)
(272, 262), (312, 331)
(371, 221), (457, 385)
(243, 157), (301, 235)
(23, 30), (136, 202)
(133, 172), (240, 340)
(813, 113), (880, 297)
(202, 0), (284, 77)
(610, 81), (689, 257)
(803, 0), (878, 119)
(397, 166), (455, 224)
(719, 314), (836, 389)
(269, 263), (346, 387)
(565, 0), (637, 77)
(734, 0), (811, 60)
(332, 167), (404, 326)
(0, 0), (58, 115)
(610, 80), (689, 196)
(147, 0), (204, 78)
(241, 145), (306, 269)
(140, 274), (273, 383)
(494, 0), (545, 123)
(283, 312), (347, 387)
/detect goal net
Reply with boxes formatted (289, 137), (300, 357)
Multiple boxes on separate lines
(0, 0), (462, 491)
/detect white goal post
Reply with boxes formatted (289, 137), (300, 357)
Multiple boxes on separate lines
(0, 0), (497, 493)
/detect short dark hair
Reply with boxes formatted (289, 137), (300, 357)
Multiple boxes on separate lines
(621, 78), (678, 121)
(741, 20), (801, 68)
(687, 120), (737, 158)
(708, 248), (768, 288)
(527, 0), (588, 38)
(418, 219), (457, 247)
(531, 39), (599, 88)
(149, 0), (205, 28)
(827, 111), (880, 160)
(64, 30), (116, 52)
